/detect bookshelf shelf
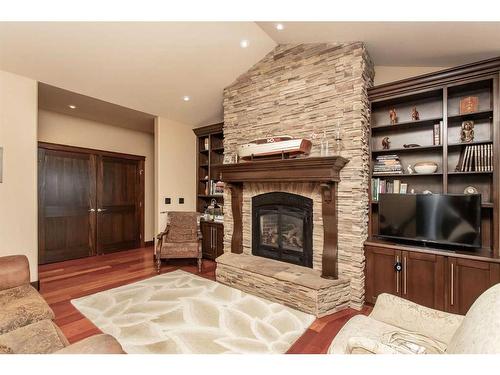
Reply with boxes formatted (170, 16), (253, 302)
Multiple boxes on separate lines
(371, 116), (442, 132)
(448, 140), (493, 148)
(448, 171), (493, 175)
(373, 173), (443, 178)
(372, 145), (442, 154)
(448, 109), (493, 122)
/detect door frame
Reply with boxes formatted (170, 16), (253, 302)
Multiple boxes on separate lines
(38, 142), (146, 251)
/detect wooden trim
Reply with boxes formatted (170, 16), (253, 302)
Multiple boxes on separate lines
(320, 183), (339, 279)
(138, 159), (146, 248)
(38, 142), (146, 161)
(219, 156), (349, 183)
(193, 122), (223, 137)
(494, 74), (500, 258)
(230, 183), (243, 254)
(30, 280), (40, 290)
(369, 56), (500, 100)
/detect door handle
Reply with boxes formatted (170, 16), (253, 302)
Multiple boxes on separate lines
(395, 255), (401, 294)
(89, 208), (96, 212)
(450, 262), (454, 306)
(403, 256), (407, 295)
(97, 208), (107, 212)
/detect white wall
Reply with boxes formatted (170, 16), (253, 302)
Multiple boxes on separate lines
(155, 117), (196, 234)
(0, 70), (38, 281)
(38, 109), (155, 241)
(374, 66), (449, 86)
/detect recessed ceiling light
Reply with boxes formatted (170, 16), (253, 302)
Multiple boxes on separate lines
(68, 105), (76, 109)
(183, 95), (190, 102)
(276, 23), (284, 31)
(240, 39), (249, 48)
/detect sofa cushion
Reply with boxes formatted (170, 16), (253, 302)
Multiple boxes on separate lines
(0, 285), (55, 335)
(0, 320), (67, 354)
(447, 283), (500, 354)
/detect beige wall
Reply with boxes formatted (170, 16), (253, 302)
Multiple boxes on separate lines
(38, 109), (155, 241)
(374, 66), (449, 86)
(155, 117), (196, 234)
(0, 70), (38, 281)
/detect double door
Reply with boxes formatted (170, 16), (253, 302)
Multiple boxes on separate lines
(365, 244), (500, 314)
(38, 144), (145, 264)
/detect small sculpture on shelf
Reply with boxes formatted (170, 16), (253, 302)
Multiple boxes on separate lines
(460, 121), (475, 143)
(411, 106), (420, 121)
(403, 143), (420, 148)
(382, 137), (391, 150)
(406, 164), (414, 174)
(389, 108), (398, 125)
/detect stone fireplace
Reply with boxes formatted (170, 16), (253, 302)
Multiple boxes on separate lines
(252, 192), (313, 268)
(216, 43), (374, 315)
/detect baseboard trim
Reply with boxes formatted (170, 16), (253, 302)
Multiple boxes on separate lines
(31, 280), (40, 290)
(145, 240), (154, 247)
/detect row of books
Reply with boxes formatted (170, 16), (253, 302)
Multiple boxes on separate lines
(373, 154), (403, 176)
(204, 180), (225, 195)
(455, 144), (493, 172)
(371, 178), (408, 201)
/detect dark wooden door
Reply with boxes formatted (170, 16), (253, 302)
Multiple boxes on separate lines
(446, 257), (500, 314)
(401, 251), (445, 310)
(215, 223), (224, 258)
(365, 246), (402, 304)
(96, 156), (142, 254)
(38, 148), (97, 264)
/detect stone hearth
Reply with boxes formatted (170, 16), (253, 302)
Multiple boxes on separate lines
(216, 253), (350, 317)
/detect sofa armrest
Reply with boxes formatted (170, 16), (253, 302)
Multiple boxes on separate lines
(370, 293), (464, 345)
(55, 334), (125, 354)
(346, 337), (401, 354)
(0, 255), (30, 291)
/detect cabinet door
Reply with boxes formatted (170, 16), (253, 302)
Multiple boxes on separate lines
(201, 222), (214, 259)
(365, 246), (402, 304)
(402, 251), (445, 310)
(215, 224), (224, 258)
(446, 258), (500, 315)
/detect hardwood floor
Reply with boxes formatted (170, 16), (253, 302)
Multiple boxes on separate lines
(39, 246), (370, 353)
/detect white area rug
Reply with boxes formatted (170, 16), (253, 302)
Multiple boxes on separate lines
(71, 270), (315, 354)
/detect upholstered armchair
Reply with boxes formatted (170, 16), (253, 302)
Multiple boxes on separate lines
(328, 283), (500, 354)
(155, 211), (203, 273)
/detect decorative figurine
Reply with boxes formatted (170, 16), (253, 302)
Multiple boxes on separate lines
(403, 143), (420, 148)
(389, 108), (398, 125)
(410, 189), (415, 194)
(382, 137), (391, 150)
(407, 164), (414, 174)
(411, 106), (420, 121)
(460, 121), (475, 143)
(464, 186), (478, 195)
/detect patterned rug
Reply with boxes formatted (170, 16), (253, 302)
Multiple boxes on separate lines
(71, 270), (315, 354)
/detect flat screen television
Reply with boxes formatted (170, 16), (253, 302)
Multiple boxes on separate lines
(378, 194), (481, 248)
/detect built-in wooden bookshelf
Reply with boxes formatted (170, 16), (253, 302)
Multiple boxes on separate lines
(368, 60), (500, 258)
(193, 123), (225, 213)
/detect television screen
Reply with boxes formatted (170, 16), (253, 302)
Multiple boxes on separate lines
(378, 194), (481, 248)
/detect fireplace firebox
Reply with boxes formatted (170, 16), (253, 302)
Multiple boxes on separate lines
(252, 192), (313, 268)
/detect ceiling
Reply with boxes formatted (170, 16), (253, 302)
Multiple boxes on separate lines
(1, 22), (500, 131)
(38, 83), (156, 133)
(258, 22), (500, 66)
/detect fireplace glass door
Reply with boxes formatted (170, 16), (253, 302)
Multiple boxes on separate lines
(253, 192), (313, 267)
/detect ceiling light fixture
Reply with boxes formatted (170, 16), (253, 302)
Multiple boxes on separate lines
(183, 95), (190, 102)
(276, 23), (284, 31)
(240, 39), (249, 48)
(68, 105), (76, 109)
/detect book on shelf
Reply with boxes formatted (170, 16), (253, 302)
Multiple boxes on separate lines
(373, 154), (403, 176)
(455, 143), (493, 172)
(371, 178), (408, 200)
(433, 122), (442, 145)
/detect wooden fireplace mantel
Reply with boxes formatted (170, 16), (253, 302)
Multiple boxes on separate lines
(218, 156), (349, 279)
(217, 156), (348, 183)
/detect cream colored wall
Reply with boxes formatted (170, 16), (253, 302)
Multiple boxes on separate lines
(38, 109), (155, 242)
(155, 117), (196, 234)
(0, 70), (38, 281)
(374, 66), (449, 86)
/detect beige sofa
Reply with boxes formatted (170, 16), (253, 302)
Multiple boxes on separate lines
(329, 283), (500, 354)
(0, 255), (124, 354)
